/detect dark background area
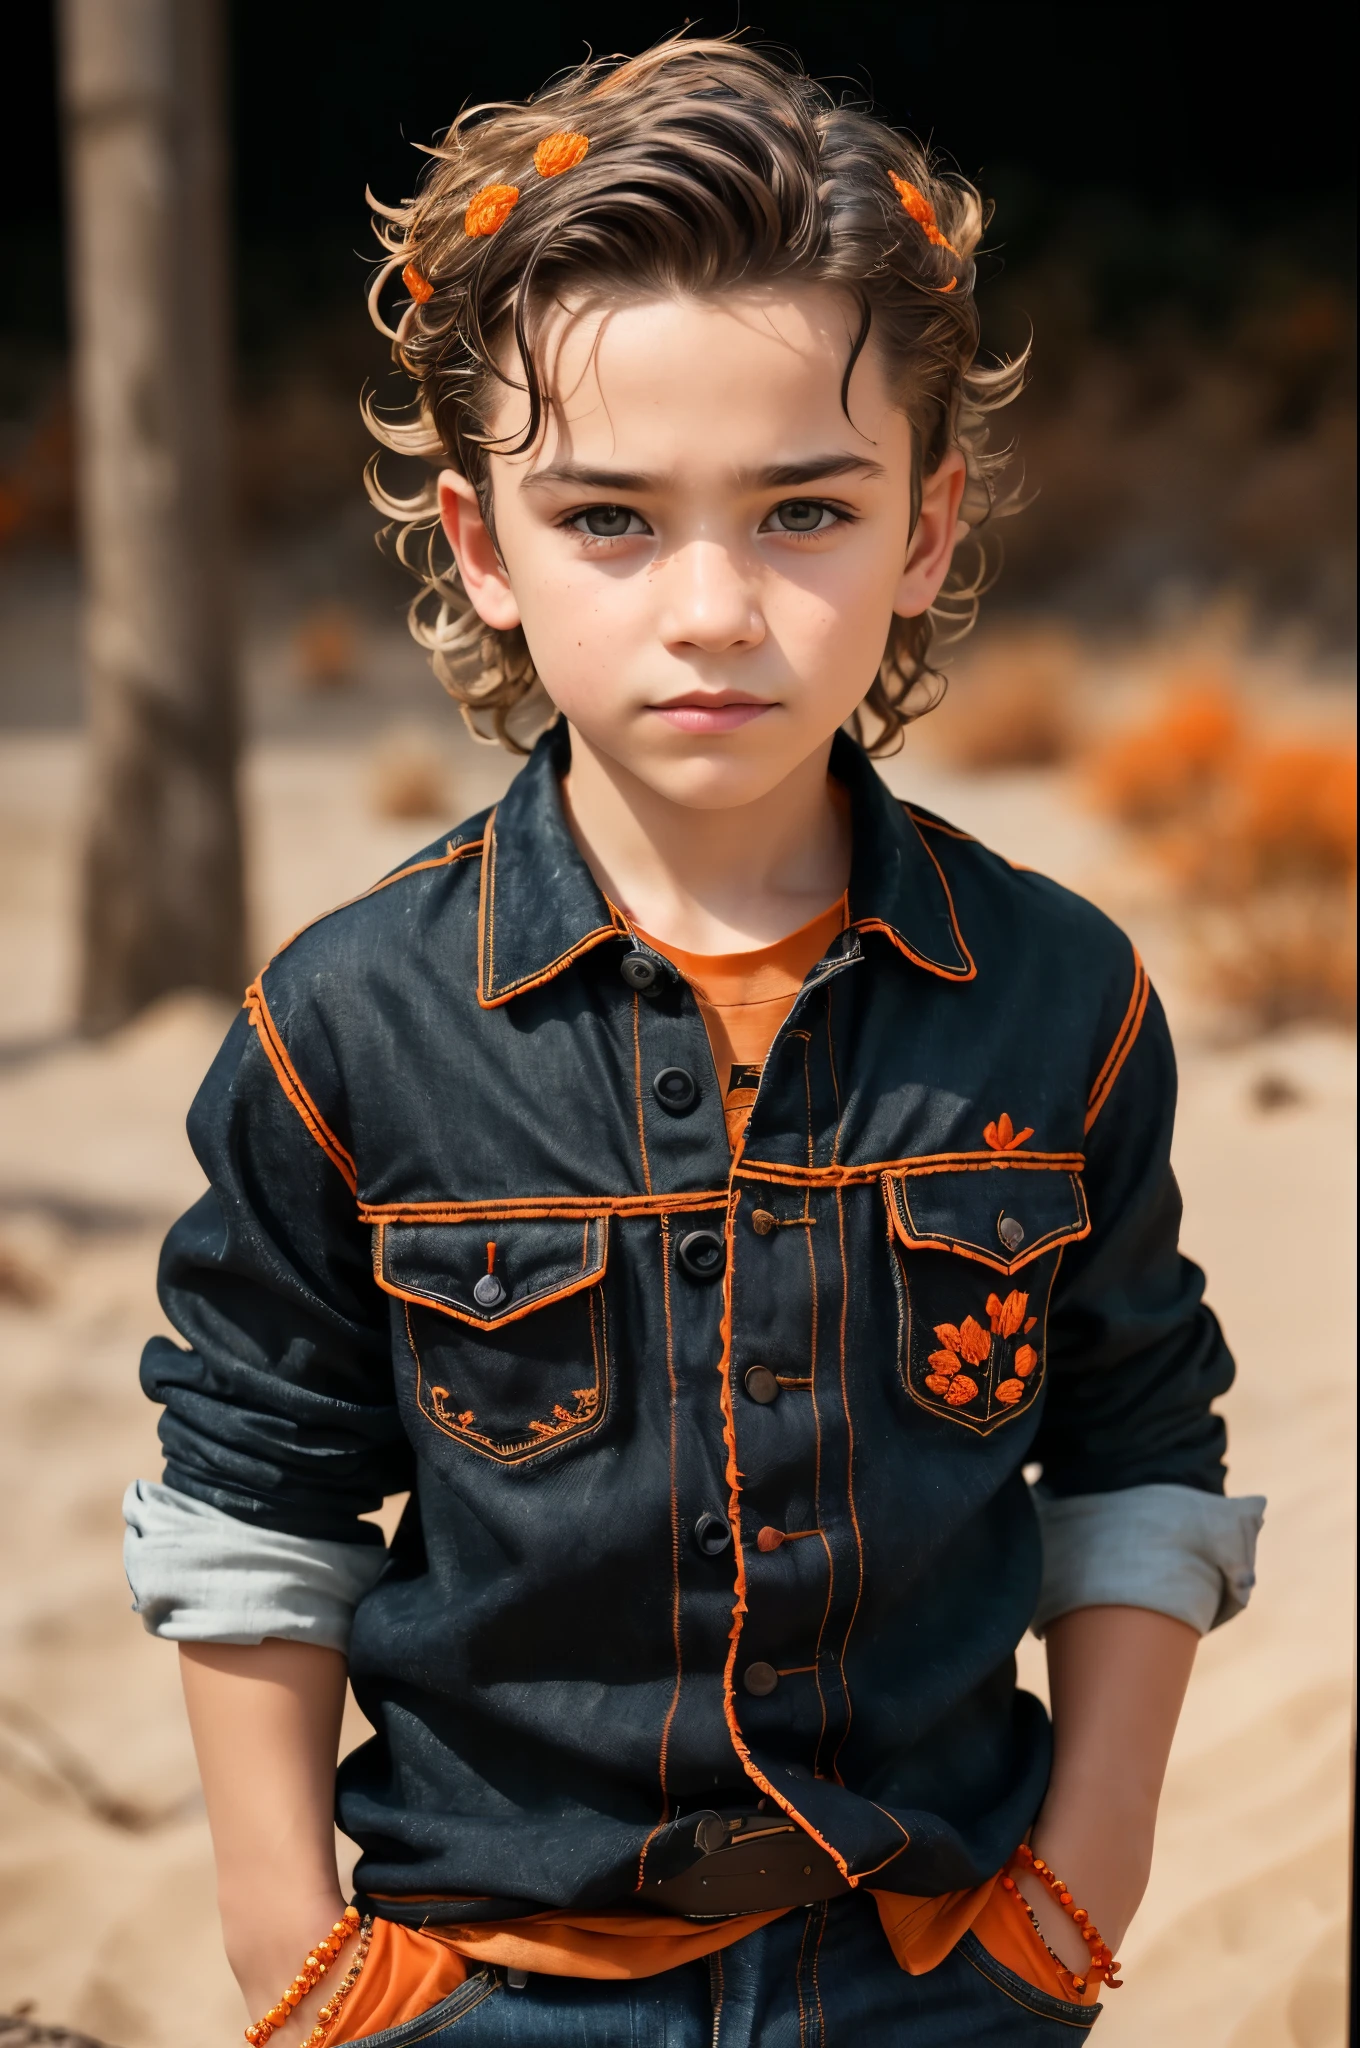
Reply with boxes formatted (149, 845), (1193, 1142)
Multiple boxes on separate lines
(2, 1), (1355, 639)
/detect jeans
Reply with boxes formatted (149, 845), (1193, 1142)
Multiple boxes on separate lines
(349, 1895), (1101, 2044)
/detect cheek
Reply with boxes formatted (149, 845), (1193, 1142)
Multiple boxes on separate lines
(513, 560), (645, 709)
(763, 546), (903, 675)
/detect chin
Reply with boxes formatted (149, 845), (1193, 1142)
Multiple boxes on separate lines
(640, 755), (795, 812)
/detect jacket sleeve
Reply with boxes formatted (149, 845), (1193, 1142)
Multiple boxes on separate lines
(140, 1007), (413, 1543)
(1033, 978), (1236, 1498)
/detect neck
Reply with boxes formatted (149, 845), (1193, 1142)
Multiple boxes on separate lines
(561, 724), (850, 953)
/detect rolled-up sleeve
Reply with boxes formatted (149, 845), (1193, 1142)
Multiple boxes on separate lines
(1031, 1482), (1266, 1636)
(1036, 980), (1239, 1499)
(139, 1004), (412, 1548)
(124, 1479), (388, 1650)
(1030, 974), (1264, 1628)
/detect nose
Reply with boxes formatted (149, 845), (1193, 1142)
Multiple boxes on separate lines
(657, 540), (765, 655)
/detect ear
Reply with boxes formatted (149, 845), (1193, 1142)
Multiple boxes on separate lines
(438, 469), (522, 631)
(891, 448), (968, 618)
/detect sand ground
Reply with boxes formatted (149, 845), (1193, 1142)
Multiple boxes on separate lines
(0, 721), (1353, 2046)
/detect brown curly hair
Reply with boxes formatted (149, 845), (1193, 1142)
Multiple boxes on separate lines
(364, 36), (1027, 753)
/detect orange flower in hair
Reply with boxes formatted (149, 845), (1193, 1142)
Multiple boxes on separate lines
(890, 173), (959, 256)
(402, 261), (434, 304)
(464, 183), (521, 237)
(534, 131), (590, 178)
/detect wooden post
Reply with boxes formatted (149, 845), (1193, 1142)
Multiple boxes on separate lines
(59, 0), (244, 1033)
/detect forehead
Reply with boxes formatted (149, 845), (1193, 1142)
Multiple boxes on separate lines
(493, 286), (900, 470)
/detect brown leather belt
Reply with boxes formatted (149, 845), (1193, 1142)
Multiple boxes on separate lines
(639, 1806), (851, 1918)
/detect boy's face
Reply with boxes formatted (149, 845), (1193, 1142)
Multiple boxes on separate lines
(440, 286), (965, 810)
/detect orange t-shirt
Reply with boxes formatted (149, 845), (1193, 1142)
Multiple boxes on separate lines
(326, 1881), (1096, 2039)
(632, 894), (849, 1148)
(325, 905), (1098, 2039)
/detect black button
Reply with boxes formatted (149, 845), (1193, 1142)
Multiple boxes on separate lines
(653, 1066), (699, 1114)
(744, 1366), (779, 1404)
(742, 1661), (779, 1697)
(693, 1512), (732, 1555)
(677, 1229), (726, 1282)
(620, 951), (660, 991)
(472, 1273), (506, 1308)
(750, 1209), (776, 1236)
(997, 1214), (1025, 1252)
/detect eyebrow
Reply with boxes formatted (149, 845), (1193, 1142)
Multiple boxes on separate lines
(521, 453), (886, 494)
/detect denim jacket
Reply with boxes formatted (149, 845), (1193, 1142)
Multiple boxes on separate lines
(142, 724), (1236, 1923)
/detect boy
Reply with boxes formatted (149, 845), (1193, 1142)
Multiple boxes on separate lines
(125, 39), (1263, 2044)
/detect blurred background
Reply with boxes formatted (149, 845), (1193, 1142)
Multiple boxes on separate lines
(0, 6), (1353, 2045)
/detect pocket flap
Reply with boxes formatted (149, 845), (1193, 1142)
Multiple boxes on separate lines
(884, 1164), (1088, 1275)
(375, 1215), (608, 1327)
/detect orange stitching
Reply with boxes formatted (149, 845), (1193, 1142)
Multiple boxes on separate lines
(255, 837), (483, 980)
(476, 805), (497, 1002)
(1085, 951), (1151, 1133)
(795, 1903), (815, 2048)
(826, 1005), (844, 1166)
(905, 805), (977, 843)
(735, 1150), (1084, 1190)
(1087, 947), (1146, 1106)
(631, 992), (653, 1196)
(476, 805), (627, 1006)
(245, 982), (358, 1192)
(854, 1809), (913, 1877)
(715, 1190), (852, 1885)
(359, 1157), (1086, 1228)
(374, 1216), (607, 1329)
(478, 924), (623, 1009)
(359, 1190), (726, 1223)
(812, 1897), (828, 2042)
(883, 1172), (1091, 1277)
(408, 1284), (610, 1465)
(831, 1185), (864, 1783)
(849, 810), (977, 981)
(642, 1213), (684, 1882)
(801, 1181), (832, 1774)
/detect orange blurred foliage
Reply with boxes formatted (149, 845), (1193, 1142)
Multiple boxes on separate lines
(1090, 678), (1356, 1029)
(1090, 671), (1244, 826)
(931, 626), (1083, 771)
(293, 604), (359, 689)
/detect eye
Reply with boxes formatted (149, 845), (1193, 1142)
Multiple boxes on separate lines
(569, 504), (649, 539)
(763, 499), (840, 535)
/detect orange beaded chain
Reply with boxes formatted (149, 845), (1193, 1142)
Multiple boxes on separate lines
(1003, 1841), (1123, 1993)
(244, 1905), (372, 2046)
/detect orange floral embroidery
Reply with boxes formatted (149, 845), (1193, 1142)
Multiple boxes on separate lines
(464, 183), (520, 237)
(983, 1112), (1035, 1152)
(534, 131), (590, 178)
(924, 1294), (1038, 1415)
(889, 173), (959, 255)
(402, 261), (434, 304)
(986, 1290), (1029, 1337)
(958, 1316), (991, 1364)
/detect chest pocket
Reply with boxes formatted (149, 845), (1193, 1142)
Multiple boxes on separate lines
(374, 1216), (609, 1465)
(882, 1164), (1089, 1435)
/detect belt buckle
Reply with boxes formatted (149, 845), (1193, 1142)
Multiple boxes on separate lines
(642, 1803), (850, 1918)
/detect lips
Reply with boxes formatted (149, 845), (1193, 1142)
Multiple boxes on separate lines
(650, 697), (772, 734)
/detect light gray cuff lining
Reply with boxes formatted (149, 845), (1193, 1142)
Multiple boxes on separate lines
(122, 1479), (388, 1653)
(1031, 1482), (1266, 1638)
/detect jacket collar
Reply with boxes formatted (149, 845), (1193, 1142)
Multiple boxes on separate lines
(477, 721), (973, 1007)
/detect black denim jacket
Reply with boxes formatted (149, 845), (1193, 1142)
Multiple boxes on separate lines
(143, 725), (1233, 1922)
